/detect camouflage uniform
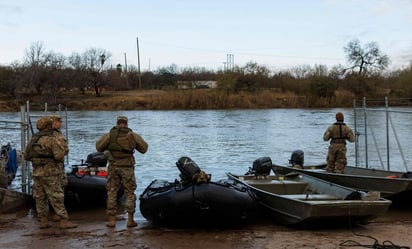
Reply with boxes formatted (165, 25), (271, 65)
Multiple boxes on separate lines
(49, 115), (69, 222)
(50, 115), (69, 188)
(323, 112), (355, 174)
(96, 116), (148, 227)
(24, 116), (76, 229)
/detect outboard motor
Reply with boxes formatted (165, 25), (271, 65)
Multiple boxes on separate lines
(86, 152), (107, 167)
(289, 150), (304, 168)
(71, 152), (108, 177)
(246, 157), (272, 176)
(176, 156), (211, 184)
(176, 156), (201, 182)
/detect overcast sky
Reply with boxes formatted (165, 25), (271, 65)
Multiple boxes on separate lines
(1, 0), (412, 72)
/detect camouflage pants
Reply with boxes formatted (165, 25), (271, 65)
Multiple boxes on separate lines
(60, 172), (68, 188)
(46, 164), (67, 218)
(58, 163), (68, 188)
(32, 175), (68, 219)
(326, 143), (347, 173)
(106, 166), (136, 216)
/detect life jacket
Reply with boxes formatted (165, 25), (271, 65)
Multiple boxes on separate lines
(107, 127), (134, 158)
(330, 122), (347, 144)
(24, 130), (55, 161)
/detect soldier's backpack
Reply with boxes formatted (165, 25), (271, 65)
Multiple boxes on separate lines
(24, 131), (54, 161)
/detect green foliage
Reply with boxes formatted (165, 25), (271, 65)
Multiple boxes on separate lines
(154, 64), (179, 89)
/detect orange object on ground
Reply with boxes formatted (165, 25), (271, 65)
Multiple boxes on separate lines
(386, 175), (399, 178)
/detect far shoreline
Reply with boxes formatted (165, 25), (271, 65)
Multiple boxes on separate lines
(0, 89), (357, 112)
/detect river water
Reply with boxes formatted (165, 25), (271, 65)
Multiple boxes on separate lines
(2, 108), (412, 219)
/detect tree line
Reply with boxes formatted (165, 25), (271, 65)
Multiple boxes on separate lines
(0, 39), (411, 104)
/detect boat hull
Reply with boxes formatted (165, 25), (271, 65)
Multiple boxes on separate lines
(139, 179), (258, 225)
(0, 188), (32, 213)
(227, 173), (391, 227)
(272, 164), (412, 200)
(65, 174), (124, 206)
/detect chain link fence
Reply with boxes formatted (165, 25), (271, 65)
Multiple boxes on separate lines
(353, 97), (412, 172)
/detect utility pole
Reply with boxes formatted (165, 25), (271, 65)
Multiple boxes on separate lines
(226, 54), (234, 71)
(136, 37), (142, 89)
(124, 52), (128, 88)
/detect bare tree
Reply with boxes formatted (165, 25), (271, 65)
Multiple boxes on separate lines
(24, 41), (47, 66)
(289, 65), (311, 79)
(344, 39), (390, 75)
(22, 41), (54, 95)
(81, 48), (111, 96)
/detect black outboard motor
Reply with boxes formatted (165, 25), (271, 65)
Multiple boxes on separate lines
(246, 157), (272, 176)
(176, 156), (211, 184)
(86, 152), (107, 167)
(176, 156), (201, 182)
(289, 150), (304, 168)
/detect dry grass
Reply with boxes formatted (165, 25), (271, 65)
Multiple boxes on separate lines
(0, 89), (354, 112)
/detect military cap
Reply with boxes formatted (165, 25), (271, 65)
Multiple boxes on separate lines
(117, 116), (128, 123)
(335, 112), (344, 122)
(49, 115), (62, 122)
(36, 116), (53, 130)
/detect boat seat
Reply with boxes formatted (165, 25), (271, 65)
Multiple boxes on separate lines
(248, 180), (309, 194)
(281, 194), (340, 200)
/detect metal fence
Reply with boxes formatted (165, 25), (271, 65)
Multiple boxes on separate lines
(0, 101), (68, 195)
(353, 97), (412, 172)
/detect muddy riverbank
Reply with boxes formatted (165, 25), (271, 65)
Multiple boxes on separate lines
(1, 205), (411, 249)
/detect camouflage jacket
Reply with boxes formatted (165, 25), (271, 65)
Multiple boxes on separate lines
(96, 126), (148, 167)
(24, 131), (66, 176)
(53, 129), (69, 156)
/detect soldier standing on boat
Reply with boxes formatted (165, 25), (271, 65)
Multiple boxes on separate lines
(323, 112), (355, 174)
(96, 116), (148, 228)
(24, 116), (77, 229)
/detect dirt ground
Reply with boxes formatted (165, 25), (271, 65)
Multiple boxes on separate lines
(1, 205), (411, 249)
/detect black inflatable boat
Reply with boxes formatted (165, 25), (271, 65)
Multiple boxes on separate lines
(65, 152), (123, 206)
(139, 156), (258, 225)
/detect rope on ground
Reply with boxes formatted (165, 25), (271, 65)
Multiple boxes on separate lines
(339, 232), (410, 249)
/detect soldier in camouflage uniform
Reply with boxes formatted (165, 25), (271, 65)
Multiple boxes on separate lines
(24, 116), (77, 229)
(50, 115), (69, 222)
(96, 116), (148, 228)
(323, 112), (355, 174)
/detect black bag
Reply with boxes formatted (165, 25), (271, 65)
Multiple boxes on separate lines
(252, 157), (272, 176)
